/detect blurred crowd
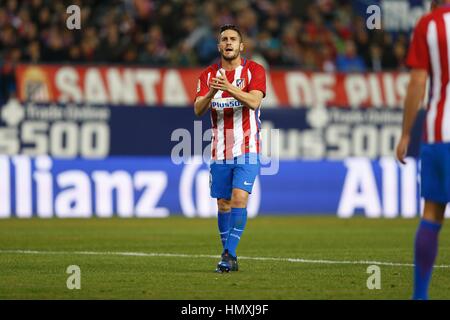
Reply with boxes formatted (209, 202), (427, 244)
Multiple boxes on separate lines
(1, 0), (411, 68)
(0, 0), (411, 99)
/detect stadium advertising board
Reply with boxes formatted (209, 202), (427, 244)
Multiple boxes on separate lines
(2, 155), (445, 218)
(0, 100), (424, 159)
(0, 99), (110, 158)
(0, 99), (436, 218)
(15, 64), (411, 108)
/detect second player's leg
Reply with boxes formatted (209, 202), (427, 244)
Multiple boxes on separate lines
(413, 200), (446, 300)
(413, 144), (448, 299)
(423, 201), (446, 224)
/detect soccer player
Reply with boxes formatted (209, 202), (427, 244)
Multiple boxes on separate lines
(194, 24), (266, 272)
(396, 0), (450, 300)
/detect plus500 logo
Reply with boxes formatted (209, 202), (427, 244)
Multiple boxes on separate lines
(211, 99), (243, 109)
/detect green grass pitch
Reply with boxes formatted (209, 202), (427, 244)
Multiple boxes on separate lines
(0, 216), (449, 299)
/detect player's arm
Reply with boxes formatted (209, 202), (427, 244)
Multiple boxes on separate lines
(226, 87), (264, 111)
(194, 88), (217, 117)
(211, 69), (263, 110)
(194, 72), (218, 117)
(396, 69), (428, 164)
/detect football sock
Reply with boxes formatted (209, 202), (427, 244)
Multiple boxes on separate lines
(225, 207), (247, 257)
(413, 219), (442, 300)
(218, 211), (231, 249)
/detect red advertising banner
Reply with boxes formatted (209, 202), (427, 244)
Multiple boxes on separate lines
(15, 64), (410, 108)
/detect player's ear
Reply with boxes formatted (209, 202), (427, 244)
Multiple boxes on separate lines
(240, 43), (244, 52)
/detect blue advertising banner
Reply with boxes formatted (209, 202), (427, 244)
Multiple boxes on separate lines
(2, 155), (447, 219)
(0, 100), (425, 159)
(0, 100), (433, 219)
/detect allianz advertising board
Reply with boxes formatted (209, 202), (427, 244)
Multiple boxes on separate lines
(1, 99), (446, 218)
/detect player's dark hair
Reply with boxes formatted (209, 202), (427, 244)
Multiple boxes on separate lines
(219, 24), (242, 42)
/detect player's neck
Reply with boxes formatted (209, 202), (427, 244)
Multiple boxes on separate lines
(220, 57), (242, 71)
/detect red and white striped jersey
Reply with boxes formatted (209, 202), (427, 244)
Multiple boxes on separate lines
(407, 5), (450, 143)
(196, 59), (266, 160)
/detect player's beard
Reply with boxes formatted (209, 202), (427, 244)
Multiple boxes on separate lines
(221, 48), (240, 61)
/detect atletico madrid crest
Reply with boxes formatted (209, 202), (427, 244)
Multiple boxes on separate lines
(235, 78), (245, 89)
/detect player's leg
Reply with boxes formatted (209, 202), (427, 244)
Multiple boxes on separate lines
(217, 188), (249, 273)
(413, 201), (445, 300)
(223, 154), (259, 261)
(224, 188), (250, 259)
(209, 162), (233, 251)
(210, 161), (236, 273)
(413, 143), (448, 299)
(217, 198), (231, 249)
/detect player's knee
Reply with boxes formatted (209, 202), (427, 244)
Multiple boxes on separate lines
(217, 199), (231, 213)
(230, 190), (248, 208)
(423, 201), (446, 223)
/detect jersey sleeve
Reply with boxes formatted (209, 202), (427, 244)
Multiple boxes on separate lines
(406, 17), (430, 71)
(247, 63), (267, 98)
(195, 69), (210, 99)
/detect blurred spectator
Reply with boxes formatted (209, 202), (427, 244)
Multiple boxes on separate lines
(393, 41), (408, 70)
(367, 44), (383, 72)
(96, 25), (126, 63)
(353, 27), (370, 65)
(336, 40), (366, 72)
(26, 41), (41, 63)
(258, 30), (282, 66)
(68, 45), (83, 63)
(138, 25), (169, 65)
(320, 45), (336, 72)
(42, 27), (67, 62)
(242, 36), (269, 69)
(280, 26), (302, 67)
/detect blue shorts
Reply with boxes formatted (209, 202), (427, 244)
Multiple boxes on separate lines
(209, 153), (260, 200)
(420, 143), (450, 204)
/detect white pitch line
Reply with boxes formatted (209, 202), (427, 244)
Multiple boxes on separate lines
(0, 249), (449, 268)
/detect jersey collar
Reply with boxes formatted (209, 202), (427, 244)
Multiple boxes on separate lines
(218, 58), (247, 70)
